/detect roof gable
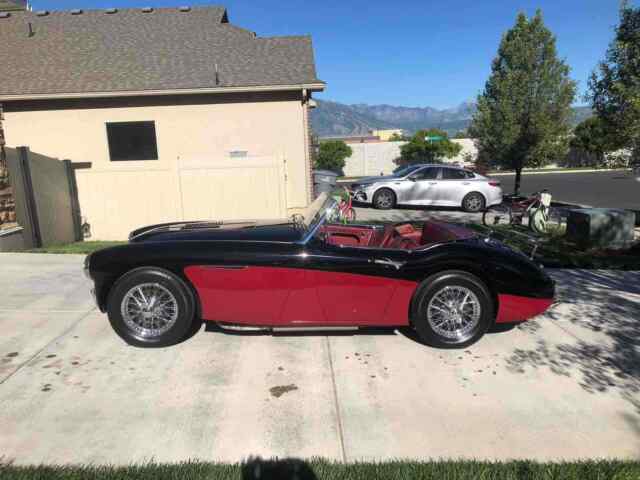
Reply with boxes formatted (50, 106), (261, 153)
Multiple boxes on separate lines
(0, 6), (323, 99)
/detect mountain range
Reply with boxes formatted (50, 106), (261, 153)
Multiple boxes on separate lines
(310, 99), (593, 138)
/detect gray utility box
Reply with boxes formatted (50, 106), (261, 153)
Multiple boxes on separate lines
(313, 169), (338, 198)
(566, 208), (636, 249)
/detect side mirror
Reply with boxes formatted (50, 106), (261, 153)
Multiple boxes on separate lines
(407, 175), (417, 181)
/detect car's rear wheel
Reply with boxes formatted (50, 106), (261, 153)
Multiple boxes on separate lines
(107, 267), (195, 348)
(462, 192), (486, 212)
(411, 271), (493, 348)
(373, 188), (396, 209)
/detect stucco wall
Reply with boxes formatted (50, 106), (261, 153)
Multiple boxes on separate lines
(3, 91), (310, 240)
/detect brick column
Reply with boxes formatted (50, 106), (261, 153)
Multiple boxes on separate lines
(0, 103), (16, 225)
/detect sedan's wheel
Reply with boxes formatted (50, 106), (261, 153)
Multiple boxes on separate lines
(373, 188), (396, 209)
(462, 192), (486, 213)
(411, 271), (493, 348)
(107, 267), (195, 348)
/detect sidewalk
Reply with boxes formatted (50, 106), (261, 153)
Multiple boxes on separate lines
(0, 253), (638, 464)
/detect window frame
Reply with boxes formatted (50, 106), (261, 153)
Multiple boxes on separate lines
(410, 166), (441, 181)
(441, 168), (470, 180)
(105, 121), (159, 162)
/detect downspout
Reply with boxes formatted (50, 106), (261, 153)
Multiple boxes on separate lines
(301, 89), (314, 204)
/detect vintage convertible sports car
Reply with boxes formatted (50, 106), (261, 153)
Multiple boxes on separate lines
(84, 194), (555, 349)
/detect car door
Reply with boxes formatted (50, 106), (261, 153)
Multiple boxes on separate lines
(399, 166), (441, 205)
(306, 241), (411, 325)
(184, 244), (325, 326)
(433, 167), (472, 206)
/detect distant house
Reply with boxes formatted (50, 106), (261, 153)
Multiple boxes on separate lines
(0, 6), (324, 240)
(0, 0), (28, 12)
(370, 129), (405, 141)
(320, 135), (384, 144)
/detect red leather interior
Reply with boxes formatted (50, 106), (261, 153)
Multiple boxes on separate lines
(421, 221), (476, 245)
(322, 221), (475, 250)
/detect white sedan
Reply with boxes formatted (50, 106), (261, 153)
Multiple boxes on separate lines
(350, 164), (503, 212)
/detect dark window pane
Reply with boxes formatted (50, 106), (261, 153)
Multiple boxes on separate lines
(413, 167), (439, 180)
(442, 168), (467, 180)
(106, 121), (158, 161)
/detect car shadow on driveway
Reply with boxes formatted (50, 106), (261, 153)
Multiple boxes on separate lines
(505, 270), (640, 416)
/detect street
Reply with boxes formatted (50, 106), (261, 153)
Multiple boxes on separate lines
(0, 253), (638, 464)
(494, 170), (639, 209)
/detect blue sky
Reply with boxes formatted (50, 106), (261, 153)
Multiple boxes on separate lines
(29, 0), (633, 109)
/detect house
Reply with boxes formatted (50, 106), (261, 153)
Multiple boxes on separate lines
(320, 135), (383, 144)
(369, 129), (405, 141)
(0, 1), (28, 12)
(0, 6), (324, 240)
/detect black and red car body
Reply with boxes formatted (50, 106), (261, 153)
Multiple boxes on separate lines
(85, 195), (555, 349)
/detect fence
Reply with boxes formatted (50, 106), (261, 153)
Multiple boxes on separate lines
(342, 139), (478, 177)
(2, 146), (81, 250)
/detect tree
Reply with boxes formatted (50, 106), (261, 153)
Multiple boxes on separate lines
(569, 117), (620, 165)
(469, 10), (576, 195)
(453, 130), (469, 139)
(588, 1), (640, 164)
(388, 132), (406, 142)
(315, 140), (352, 173)
(397, 129), (462, 165)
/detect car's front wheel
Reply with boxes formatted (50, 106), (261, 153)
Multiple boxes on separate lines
(373, 188), (396, 209)
(107, 267), (195, 348)
(411, 271), (493, 348)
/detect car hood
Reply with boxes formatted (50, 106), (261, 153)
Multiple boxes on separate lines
(353, 175), (399, 186)
(129, 219), (305, 243)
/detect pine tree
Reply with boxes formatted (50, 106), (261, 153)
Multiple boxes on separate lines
(470, 11), (576, 195)
(589, 1), (640, 164)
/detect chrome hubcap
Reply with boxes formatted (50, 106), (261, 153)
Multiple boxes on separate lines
(427, 286), (481, 340)
(466, 196), (482, 211)
(377, 192), (393, 207)
(121, 283), (178, 338)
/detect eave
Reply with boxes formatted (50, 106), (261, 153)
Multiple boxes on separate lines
(0, 82), (326, 102)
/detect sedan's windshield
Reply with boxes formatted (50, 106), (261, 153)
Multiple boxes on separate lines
(393, 164), (422, 177)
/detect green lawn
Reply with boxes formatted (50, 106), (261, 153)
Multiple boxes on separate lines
(22, 241), (125, 254)
(1, 460), (639, 480)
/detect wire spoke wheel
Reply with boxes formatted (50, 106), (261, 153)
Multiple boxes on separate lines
(121, 283), (179, 338)
(530, 207), (548, 234)
(482, 205), (513, 226)
(426, 286), (481, 340)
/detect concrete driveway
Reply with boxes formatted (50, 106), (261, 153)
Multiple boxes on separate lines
(0, 253), (639, 464)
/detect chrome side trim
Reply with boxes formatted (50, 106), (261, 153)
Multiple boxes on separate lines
(201, 265), (249, 270)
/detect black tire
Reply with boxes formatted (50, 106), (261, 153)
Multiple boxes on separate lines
(373, 188), (396, 209)
(462, 192), (486, 213)
(411, 270), (494, 349)
(107, 267), (195, 348)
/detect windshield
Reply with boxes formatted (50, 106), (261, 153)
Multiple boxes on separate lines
(393, 164), (422, 177)
(296, 193), (338, 241)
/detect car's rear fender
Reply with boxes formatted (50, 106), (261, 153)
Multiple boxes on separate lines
(404, 258), (500, 325)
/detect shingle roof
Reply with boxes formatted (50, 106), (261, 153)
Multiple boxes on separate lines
(0, 6), (324, 99)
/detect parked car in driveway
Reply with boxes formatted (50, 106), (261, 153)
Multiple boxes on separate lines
(350, 164), (503, 212)
(85, 193), (554, 349)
